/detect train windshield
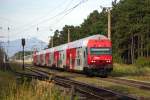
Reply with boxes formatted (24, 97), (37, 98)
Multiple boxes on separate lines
(90, 48), (112, 55)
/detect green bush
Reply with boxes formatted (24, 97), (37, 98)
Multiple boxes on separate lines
(113, 53), (123, 64)
(111, 63), (150, 77)
(135, 57), (150, 67)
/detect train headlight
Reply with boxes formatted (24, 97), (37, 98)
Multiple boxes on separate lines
(106, 60), (111, 63)
(91, 60), (96, 63)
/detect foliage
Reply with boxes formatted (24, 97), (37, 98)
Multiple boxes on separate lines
(0, 70), (77, 100)
(111, 63), (150, 77)
(135, 57), (150, 67)
(113, 53), (123, 64)
(48, 0), (150, 64)
(111, 0), (150, 64)
(13, 51), (33, 60)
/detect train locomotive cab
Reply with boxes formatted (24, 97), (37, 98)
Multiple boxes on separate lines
(85, 39), (113, 77)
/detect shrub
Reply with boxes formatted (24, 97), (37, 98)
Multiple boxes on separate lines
(135, 57), (150, 68)
(113, 53), (123, 64)
(111, 63), (150, 77)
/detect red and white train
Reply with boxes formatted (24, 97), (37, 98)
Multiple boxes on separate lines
(33, 34), (113, 76)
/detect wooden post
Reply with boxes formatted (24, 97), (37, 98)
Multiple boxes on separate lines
(68, 29), (70, 43)
(51, 36), (53, 47)
(108, 9), (111, 40)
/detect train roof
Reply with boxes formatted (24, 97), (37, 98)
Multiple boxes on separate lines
(36, 34), (108, 53)
(67, 34), (107, 49)
(37, 49), (46, 55)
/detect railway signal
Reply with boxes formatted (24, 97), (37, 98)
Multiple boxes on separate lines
(21, 38), (25, 71)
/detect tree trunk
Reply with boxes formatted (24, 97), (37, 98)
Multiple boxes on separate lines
(146, 32), (149, 57)
(140, 35), (143, 57)
(137, 35), (140, 58)
(128, 44), (130, 64)
(147, 47), (149, 57)
(131, 36), (134, 64)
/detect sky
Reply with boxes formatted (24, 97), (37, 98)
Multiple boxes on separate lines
(0, 0), (118, 43)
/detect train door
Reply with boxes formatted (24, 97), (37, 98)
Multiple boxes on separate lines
(43, 53), (46, 66)
(40, 53), (45, 66)
(83, 47), (88, 67)
(62, 50), (66, 68)
(37, 54), (40, 65)
(33, 51), (36, 65)
(54, 51), (59, 68)
(66, 48), (76, 71)
(75, 47), (83, 70)
(58, 50), (63, 68)
(45, 52), (50, 66)
(49, 52), (54, 67)
(70, 48), (76, 70)
(39, 54), (41, 65)
(36, 54), (40, 65)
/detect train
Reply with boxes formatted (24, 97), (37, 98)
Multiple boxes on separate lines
(33, 34), (113, 77)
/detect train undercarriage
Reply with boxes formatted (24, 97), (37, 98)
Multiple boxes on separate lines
(83, 65), (113, 77)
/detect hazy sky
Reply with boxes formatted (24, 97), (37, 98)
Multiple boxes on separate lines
(0, 0), (117, 43)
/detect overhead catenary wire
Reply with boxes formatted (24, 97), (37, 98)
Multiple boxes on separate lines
(13, 0), (88, 37)
(12, 0), (75, 35)
(13, 0), (70, 33)
(25, 0), (75, 34)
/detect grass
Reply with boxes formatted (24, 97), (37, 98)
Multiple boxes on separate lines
(126, 76), (150, 82)
(73, 77), (150, 99)
(111, 63), (150, 77)
(1, 80), (71, 100)
(7, 61), (150, 99)
(10, 62), (23, 72)
(0, 70), (78, 100)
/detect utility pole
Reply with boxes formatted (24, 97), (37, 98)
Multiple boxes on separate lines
(68, 28), (70, 43)
(100, 6), (112, 40)
(49, 28), (53, 48)
(51, 36), (53, 47)
(107, 8), (111, 40)
(48, 36), (53, 48)
(7, 27), (10, 61)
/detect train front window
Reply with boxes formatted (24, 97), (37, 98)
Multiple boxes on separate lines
(90, 48), (112, 55)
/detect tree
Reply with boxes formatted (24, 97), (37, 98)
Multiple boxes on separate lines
(48, 0), (150, 64)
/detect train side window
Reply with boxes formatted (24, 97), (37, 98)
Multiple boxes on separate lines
(77, 50), (80, 58)
(86, 47), (88, 54)
(49, 58), (51, 64)
(77, 59), (80, 66)
(84, 51), (85, 58)
(63, 54), (64, 59)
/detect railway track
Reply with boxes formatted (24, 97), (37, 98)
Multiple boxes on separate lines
(100, 77), (150, 91)
(24, 67), (137, 100)
(9, 63), (149, 99)
(25, 64), (150, 92)
(28, 65), (150, 91)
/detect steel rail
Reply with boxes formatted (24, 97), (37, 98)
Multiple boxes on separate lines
(25, 67), (137, 100)
(29, 65), (150, 91)
(101, 77), (150, 90)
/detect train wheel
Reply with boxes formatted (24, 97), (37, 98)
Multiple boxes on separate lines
(99, 72), (108, 78)
(84, 67), (94, 77)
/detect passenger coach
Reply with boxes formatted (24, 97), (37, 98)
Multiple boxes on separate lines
(33, 34), (113, 76)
